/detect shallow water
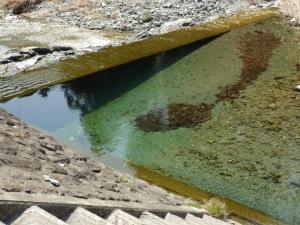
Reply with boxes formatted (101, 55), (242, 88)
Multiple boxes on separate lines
(1, 19), (299, 225)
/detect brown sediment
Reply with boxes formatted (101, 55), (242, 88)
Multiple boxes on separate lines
(135, 103), (213, 132)
(216, 31), (281, 101)
(296, 63), (300, 72)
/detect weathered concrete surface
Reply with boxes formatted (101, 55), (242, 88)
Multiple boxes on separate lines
(0, 108), (188, 206)
(66, 207), (108, 225)
(11, 206), (68, 225)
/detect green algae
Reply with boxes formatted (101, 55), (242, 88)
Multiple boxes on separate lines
(79, 19), (299, 224)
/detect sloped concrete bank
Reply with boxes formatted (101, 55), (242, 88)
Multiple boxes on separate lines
(0, 9), (279, 102)
(0, 108), (188, 205)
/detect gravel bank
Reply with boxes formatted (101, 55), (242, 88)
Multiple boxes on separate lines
(0, 0), (276, 77)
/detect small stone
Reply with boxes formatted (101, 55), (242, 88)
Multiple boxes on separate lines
(92, 168), (101, 173)
(0, 58), (11, 64)
(43, 175), (51, 181)
(50, 178), (60, 187)
(295, 85), (300, 92)
(268, 103), (277, 109)
(289, 173), (300, 187)
(52, 46), (73, 52)
(6, 53), (23, 62)
(6, 120), (15, 126)
(31, 47), (53, 55)
(40, 142), (63, 151)
(20, 47), (37, 56)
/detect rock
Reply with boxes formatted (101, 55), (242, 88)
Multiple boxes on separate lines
(12, 0), (31, 15)
(268, 103), (277, 109)
(43, 175), (60, 187)
(295, 85), (300, 92)
(43, 175), (51, 181)
(289, 173), (300, 187)
(52, 46), (74, 52)
(64, 50), (75, 56)
(50, 178), (60, 187)
(40, 142), (63, 151)
(159, 18), (193, 34)
(6, 53), (24, 62)
(0, 58), (11, 64)
(48, 163), (68, 175)
(31, 47), (53, 55)
(20, 47), (38, 56)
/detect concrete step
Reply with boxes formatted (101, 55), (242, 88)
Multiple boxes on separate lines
(202, 214), (229, 225)
(107, 209), (140, 225)
(185, 213), (208, 225)
(165, 213), (188, 225)
(11, 206), (68, 225)
(140, 211), (169, 225)
(67, 207), (109, 225)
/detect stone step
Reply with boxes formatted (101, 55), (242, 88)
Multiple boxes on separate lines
(140, 211), (169, 225)
(11, 206), (68, 225)
(107, 209), (141, 225)
(67, 207), (109, 225)
(165, 213), (188, 225)
(185, 213), (208, 225)
(202, 214), (229, 225)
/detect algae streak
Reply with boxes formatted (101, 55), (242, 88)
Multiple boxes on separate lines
(0, 9), (278, 102)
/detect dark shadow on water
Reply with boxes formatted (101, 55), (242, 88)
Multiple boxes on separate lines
(60, 36), (219, 115)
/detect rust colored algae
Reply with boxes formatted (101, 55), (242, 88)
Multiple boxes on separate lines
(135, 103), (213, 132)
(216, 31), (281, 101)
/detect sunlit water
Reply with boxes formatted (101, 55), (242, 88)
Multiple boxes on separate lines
(1, 19), (299, 225)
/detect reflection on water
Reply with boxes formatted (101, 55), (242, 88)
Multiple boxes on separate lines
(0, 19), (299, 225)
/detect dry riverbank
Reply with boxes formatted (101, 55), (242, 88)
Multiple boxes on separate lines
(0, 0), (275, 77)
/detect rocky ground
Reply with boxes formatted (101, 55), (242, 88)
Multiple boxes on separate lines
(0, 108), (189, 205)
(0, 0), (275, 77)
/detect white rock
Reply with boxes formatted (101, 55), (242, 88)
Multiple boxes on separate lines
(43, 175), (60, 187)
(50, 178), (60, 187)
(43, 175), (51, 181)
(295, 85), (300, 91)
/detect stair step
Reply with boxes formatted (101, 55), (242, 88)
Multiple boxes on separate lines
(140, 211), (169, 225)
(165, 213), (188, 225)
(67, 207), (109, 225)
(11, 206), (68, 225)
(185, 214), (208, 225)
(107, 209), (140, 225)
(202, 215), (229, 225)
(185, 214), (209, 225)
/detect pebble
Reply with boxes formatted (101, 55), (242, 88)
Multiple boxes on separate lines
(295, 85), (300, 92)
(43, 175), (60, 187)
(50, 178), (60, 187)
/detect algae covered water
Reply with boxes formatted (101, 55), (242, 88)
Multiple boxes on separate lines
(0, 19), (299, 225)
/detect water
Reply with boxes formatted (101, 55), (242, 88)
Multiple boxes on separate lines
(1, 19), (299, 225)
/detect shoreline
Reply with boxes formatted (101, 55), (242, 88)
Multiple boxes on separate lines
(0, 0), (275, 78)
